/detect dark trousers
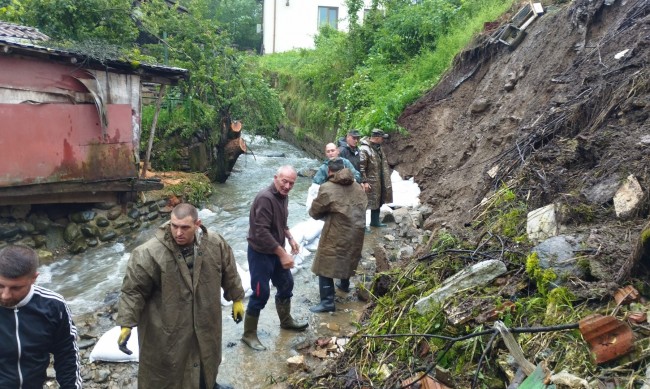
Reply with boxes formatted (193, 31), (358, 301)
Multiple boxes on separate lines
(246, 245), (294, 315)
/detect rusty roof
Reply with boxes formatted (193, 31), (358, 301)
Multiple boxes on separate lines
(0, 21), (50, 42)
(0, 36), (188, 84)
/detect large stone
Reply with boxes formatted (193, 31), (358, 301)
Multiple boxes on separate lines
(613, 174), (644, 219)
(95, 216), (110, 227)
(415, 260), (508, 314)
(0, 225), (20, 240)
(99, 230), (118, 242)
(582, 175), (620, 205)
(70, 210), (96, 223)
(63, 223), (82, 244)
(69, 237), (88, 254)
(80, 224), (99, 238)
(527, 203), (559, 242)
(532, 235), (587, 280)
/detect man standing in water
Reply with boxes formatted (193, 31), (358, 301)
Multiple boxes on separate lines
(242, 165), (308, 351)
(117, 203), (245, 389)
(0, 245), (82, 389)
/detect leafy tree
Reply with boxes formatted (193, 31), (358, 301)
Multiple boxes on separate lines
(211, 0), (262, 53)
(0, 0), (138, 45)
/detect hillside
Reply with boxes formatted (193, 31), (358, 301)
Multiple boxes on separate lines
(386, 0), (649, 279)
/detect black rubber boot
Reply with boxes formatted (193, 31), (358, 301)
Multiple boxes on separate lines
(310, 276), (336, 313)
(336, 278), (350, 293)
(370, 209), (387, 227)
(241, 312), (266, 351)
(276, 298), (308, 330)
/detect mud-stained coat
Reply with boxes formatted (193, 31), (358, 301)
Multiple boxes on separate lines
(117, 223), (244, 389)
(309, 169), (368, 279)
(359, 138), (393, 210)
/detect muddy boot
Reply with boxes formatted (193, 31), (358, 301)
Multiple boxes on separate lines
(336, 278), (350, 293)
(370, 209), (387, 227)
(310, 276), (336, 313)
(241, 312), (266, 351)
(276, 298), (308, 331)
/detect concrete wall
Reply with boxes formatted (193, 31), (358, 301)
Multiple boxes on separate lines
(262, 0), (374, 53)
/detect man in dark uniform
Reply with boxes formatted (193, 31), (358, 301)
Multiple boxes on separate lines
(338, 129), (361, 171)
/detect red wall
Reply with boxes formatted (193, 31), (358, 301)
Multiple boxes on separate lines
(0, 56), (138, 187)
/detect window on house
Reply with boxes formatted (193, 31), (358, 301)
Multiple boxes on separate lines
(318, 6), (338, 29)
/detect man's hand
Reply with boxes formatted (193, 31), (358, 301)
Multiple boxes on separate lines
(232, 300), (244, 323)
(117, 327), (133, 355)
(279, 251), (295, 269)
(362, 183), (371, 192)
(289, 239), (300, 255)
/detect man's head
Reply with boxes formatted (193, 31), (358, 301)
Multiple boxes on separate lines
(327, 158), (345, 176)
(170, 203), (201, 247)
(324, 143), (340, 160)
(345, 130), (361, 148)
(370, 128), (389, 144)
(0, 245), (39, 308)
(273, 165), (297, 197)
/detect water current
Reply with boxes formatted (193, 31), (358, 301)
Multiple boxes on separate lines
(38, 135), (368, 388)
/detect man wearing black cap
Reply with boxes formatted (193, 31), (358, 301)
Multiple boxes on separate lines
(338, 129), (361, 171)
(359, 128), (393, 229)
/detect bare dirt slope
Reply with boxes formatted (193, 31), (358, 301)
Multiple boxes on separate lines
(385, 0), (649, 279)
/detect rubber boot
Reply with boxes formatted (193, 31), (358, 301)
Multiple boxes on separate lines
(276, 298), (308, 331)
(336, 278), (350, 293)
(241, 312), (266, 351)
(370, 209), (387, 227)
(310, 276), (336, 313)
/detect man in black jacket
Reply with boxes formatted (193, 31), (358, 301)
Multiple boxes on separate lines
(0, 245), (82, 389)
(338, 129), (361, 170)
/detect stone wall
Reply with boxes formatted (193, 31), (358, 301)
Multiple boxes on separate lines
(0, 195), (172, 261)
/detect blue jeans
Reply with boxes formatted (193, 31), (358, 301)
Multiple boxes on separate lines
(246, 245), (294, 315)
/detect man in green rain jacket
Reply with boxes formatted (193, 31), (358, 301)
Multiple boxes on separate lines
(117, 203), (245, 389)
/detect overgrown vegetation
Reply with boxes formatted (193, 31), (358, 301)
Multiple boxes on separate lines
(290, 180), (625, 388)
(0, 0), (283, 173)
(259, 0), (517, 137)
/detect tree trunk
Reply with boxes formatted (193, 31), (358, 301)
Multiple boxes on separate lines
(209, 117), (246, 183)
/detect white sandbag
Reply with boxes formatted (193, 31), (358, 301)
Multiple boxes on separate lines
(305, 183), (320, 211)
(288, 222), (307, 244)
(302, 219), (324, 243)
(387, 170), (421, 208)
(304, 237), (320, 252)
(221, 291), (233, 306)
(89, 326), (139, 363)
(237, 262), (251, 293)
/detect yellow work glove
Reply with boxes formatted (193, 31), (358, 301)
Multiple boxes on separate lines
(232, 300), (244, 324)
(117, 327), (133, 355)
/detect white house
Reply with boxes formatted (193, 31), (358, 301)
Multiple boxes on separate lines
(262, 0), (374, 54)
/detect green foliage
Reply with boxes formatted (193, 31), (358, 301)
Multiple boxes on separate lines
(429, 229), (460, 253)
(211, 0), (262, 52)
(260, 0), (516, 134)
(474, 184), (528, 244)
(3, 0), (283, 170)
(1, 0), (139, 45)
(525, 252), (557, 296)
(165, 174), (213, 206)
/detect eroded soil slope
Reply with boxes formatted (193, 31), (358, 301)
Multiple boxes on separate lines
(386, 0), (649, 279)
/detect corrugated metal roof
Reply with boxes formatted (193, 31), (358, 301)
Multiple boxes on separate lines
(0, 21), (50, 41)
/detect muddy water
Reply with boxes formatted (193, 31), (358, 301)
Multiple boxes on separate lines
(39, 136), (370, 388)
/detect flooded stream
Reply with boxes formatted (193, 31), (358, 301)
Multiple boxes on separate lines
(38, 136), (368, 388)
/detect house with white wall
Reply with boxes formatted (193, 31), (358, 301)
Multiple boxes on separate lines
(262, 0), (374, 54)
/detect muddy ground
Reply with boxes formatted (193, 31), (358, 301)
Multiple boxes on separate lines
(384, 0), (649, 281)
